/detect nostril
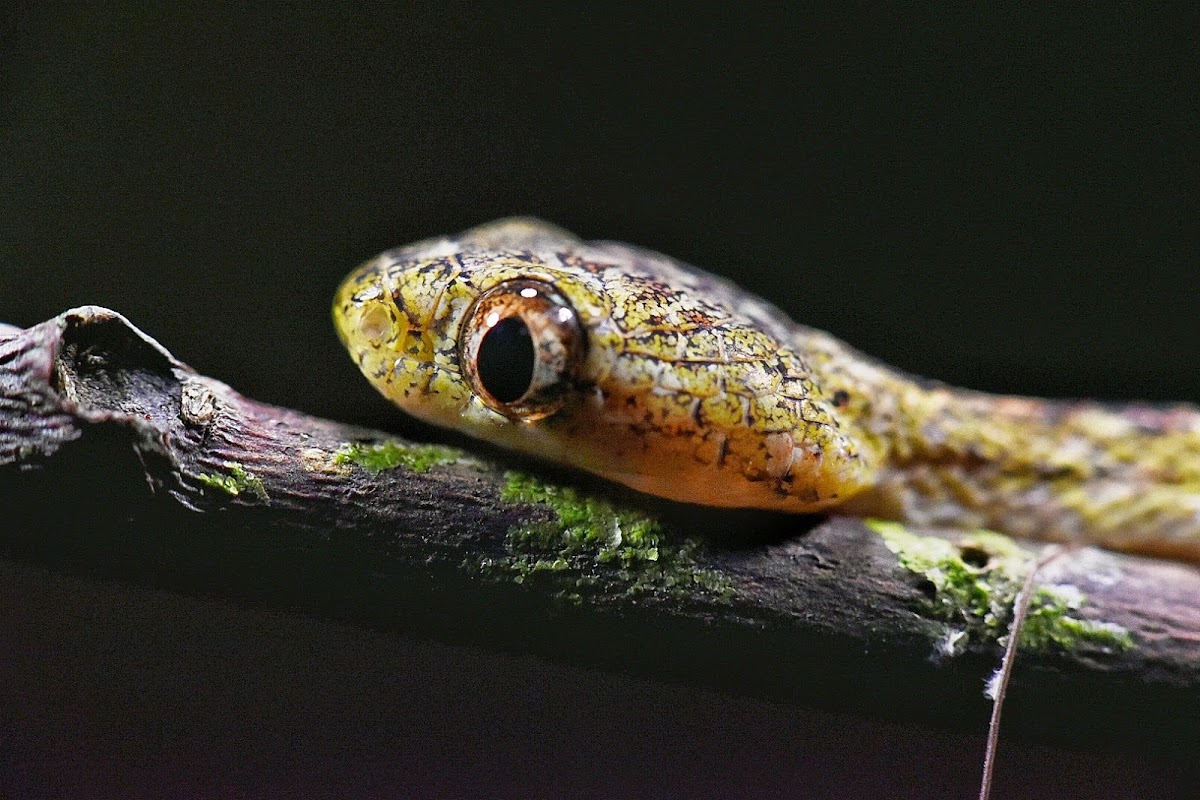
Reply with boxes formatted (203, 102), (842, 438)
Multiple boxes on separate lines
(358, 304), (395, 343)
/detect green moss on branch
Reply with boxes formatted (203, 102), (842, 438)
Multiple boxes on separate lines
(197, 462), (270, 504)
(469, 471), (735, 604)
(868, 521), (1132, 655)
(333, 440), (465, 473)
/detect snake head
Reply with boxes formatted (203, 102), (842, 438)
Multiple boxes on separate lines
(333, 218), (593, 434)
(334, 218), (872, 510)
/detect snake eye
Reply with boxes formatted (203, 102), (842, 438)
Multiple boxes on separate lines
(460, 279), (584, 420)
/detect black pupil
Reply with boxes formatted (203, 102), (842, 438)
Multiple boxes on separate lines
(477, 315), (535, 403)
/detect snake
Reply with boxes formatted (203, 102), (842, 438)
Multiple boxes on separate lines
(333, 218), (1200, 563)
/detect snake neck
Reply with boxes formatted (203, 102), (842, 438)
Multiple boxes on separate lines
(805, 333), (1200, 561)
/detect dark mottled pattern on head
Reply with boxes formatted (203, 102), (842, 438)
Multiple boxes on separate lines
(336, 218), (1200, 563)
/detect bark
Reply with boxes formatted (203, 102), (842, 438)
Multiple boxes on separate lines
(1, 307), (1197, 752)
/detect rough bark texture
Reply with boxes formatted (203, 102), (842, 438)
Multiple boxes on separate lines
(2, 307), (1198, 752)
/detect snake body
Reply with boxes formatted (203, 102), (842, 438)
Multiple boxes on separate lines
(334, 218), (1200, 562)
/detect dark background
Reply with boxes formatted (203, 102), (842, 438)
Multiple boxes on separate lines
(1, 5), (1197, 798)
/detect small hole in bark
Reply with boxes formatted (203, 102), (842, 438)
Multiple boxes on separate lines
(916, 577), (938, 599)
(959, 545), (991, 568)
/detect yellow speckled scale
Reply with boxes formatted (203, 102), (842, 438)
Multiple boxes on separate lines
(334, 218), (1200, 563)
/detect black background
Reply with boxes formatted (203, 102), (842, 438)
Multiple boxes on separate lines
(2, 5), (1197, 797)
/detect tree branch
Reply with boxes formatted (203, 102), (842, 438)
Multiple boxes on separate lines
(2, 307), (1197, 751)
